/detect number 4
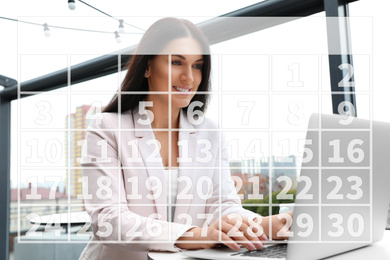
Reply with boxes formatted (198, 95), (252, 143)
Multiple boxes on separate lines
(86, 101), (103, 125)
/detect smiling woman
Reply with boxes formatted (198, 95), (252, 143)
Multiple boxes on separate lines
(103, 17), (211, 115)
(79, 17), (290, 260)
(145, 39), (204, 122)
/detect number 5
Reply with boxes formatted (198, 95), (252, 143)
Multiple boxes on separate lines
(138, 101), (154, 125)
(96, 214), (113, 238)
(297, 139), (313, 163)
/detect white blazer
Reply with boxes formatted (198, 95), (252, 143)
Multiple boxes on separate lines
(79, 109), (254, 260)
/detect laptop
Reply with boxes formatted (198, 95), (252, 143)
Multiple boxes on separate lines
(181, 113), (390, 260)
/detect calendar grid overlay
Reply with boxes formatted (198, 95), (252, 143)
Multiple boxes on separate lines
(16, 50), (373, 244)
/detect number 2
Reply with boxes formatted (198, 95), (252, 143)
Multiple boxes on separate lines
(338, 63), (355, 87)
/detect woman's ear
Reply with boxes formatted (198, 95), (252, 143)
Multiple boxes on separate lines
(144, 61), (151, 78)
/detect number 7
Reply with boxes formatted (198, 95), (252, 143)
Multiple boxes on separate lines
(237, 101), (255, 125)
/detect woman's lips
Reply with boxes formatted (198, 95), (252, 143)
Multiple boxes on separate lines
(172, 86), (192, 93)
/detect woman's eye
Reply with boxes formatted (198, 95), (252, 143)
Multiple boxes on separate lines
(193, 64), (203, 70)
(172, 60), (181, 66)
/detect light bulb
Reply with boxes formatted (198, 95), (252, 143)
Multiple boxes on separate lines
(68, 0), (76, 10)
(43, 23), (51, 37)
(114, 31), (121, 43)
(118, 19), (124, 33)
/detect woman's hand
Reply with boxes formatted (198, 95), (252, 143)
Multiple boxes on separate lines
(175, 214), (268, 251)
(260, 211), (293, 240)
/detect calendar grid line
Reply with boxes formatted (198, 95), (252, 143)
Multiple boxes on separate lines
(168, 54), (172, 241)
(67, 54), (71, 242)
(369, 53), (373, 243)
(16, 239), (372, 244)
(117, 53), (123, 243)
(318, 82), (322, 242)
(218, 53), (223, 243)
(20, 202), (373, 208)
(16, 127), (375, 132)
(17, 50), (22, 242)
(268, 52), (272, 236)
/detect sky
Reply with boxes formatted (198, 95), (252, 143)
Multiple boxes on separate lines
(1, 0), (390, 188)
(0, 0), (262, 80)
(1, 0), (389, 119)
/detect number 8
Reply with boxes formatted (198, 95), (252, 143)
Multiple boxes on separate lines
(96, 176), (112, 200)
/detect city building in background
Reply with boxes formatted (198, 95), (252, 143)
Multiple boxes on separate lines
(65, 105), (91, 198)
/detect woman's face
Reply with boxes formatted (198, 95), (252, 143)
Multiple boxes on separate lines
(146, 37), (204, 109)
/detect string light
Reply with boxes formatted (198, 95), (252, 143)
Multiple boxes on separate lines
(68, 0), (76, 10)
(114, 31), (121, 43)
(0, 0), (147, 42)
(78, 0), (145, 32)
(118, 19), (124, 33)
(0, 16), (143, 36)
(0, 15), (144, 44)
(43, 23), (51, 37)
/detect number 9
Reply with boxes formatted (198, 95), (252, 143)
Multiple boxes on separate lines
(338, 101), (356, 126)
(297, 213), (313, 238)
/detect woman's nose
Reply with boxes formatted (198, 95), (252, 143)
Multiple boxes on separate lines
(180, 66), (194, 83)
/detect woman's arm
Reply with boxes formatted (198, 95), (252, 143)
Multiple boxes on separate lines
(176, 130), (291, 250)
(175, 214), (268, 251)
(175, 130), (268, 250)
(81, 115), (193, 252)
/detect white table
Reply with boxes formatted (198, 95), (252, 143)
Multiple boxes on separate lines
(14, 211), (92, 259)
(14, 233), (91, 260)
(148, 230), (390, 260)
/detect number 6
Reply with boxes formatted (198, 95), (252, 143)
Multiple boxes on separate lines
(187, 101), (204, 125)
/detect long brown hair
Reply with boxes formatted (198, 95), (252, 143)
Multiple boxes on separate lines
(104, 17), (211, 114)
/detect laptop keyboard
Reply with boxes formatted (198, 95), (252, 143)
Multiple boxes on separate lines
(231, 244), (287, 258)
